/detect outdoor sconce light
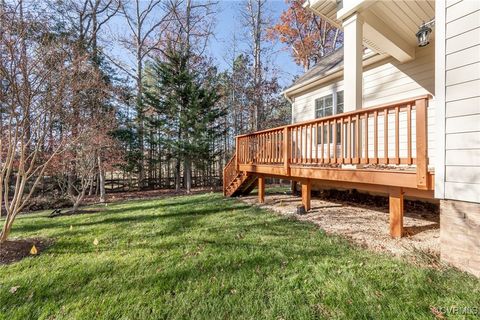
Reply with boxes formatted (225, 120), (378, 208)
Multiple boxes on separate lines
(416, 19), (435, 47)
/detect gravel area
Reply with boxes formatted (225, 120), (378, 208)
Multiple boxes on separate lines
(239, 191), (440, 258)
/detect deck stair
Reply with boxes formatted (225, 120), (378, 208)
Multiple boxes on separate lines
(222, 95), (435, 239)
(225, 171), (257, 197)
(223, 155), (258, 197)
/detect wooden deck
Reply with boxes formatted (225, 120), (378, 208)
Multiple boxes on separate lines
(223, 95), (435, 238)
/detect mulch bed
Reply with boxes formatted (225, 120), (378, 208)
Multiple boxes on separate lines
(241, 189), (441, 259)
(0, 238), (52, 265)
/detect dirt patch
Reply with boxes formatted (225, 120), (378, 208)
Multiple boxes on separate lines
(239, 191), (440, 260)
(22, 196), (73, 213)
(0, 238), (52, 265)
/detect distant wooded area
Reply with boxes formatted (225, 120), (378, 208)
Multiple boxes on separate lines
(0, 0), (341, 242)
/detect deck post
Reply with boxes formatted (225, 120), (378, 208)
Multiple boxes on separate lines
(291, 180), (297, 195)
(283, 127), (291, 176)
(301, 179), (311, 211)
(415, 98), (428, 189)
(223, 167), (226, 196)
(389, 187), (404, 238)
(235, 137), (240, 171)
(258, 176), (265, 203)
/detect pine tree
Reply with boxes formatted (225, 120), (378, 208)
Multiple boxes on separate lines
(144, 47), (225, 193)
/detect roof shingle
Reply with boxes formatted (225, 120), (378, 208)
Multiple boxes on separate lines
(290, 48), (344, 88)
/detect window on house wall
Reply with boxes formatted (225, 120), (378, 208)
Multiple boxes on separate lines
(315, 91), (344, 144)
(336, 91), (344, 114)
(315, 95), (333, 118)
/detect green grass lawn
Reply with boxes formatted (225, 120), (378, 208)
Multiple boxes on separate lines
(1, 193), (479, 319)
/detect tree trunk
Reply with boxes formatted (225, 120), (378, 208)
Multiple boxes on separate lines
(175, 159), (181, 191)
(0, 217), (12, 243)
(88, 175), (95, 196)
(136, 48), (144, 191)
(72, 183), (88, 213)
(184, 158), (192, 194)
(72, 197), (82, 213)
(67, 172), (76, 197)
(98, 154), (106, 203)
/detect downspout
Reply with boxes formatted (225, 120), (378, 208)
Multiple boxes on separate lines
(283, 92), (294, 124)
(283, 92), (293, 104)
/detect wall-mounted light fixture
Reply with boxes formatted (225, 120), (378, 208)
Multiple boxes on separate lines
(416, 19), (435, 47)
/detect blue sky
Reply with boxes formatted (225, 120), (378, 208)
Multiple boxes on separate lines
(208, 0), (303, 87)
(106, 0), (303, 88)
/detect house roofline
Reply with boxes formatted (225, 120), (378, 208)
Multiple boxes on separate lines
(282, 51), (387, 99)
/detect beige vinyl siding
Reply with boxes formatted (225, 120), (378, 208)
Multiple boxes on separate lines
(291, 44), (435, 166)
(292, 82), (344, 123)
(446, 0), (480, 22)
(443, 0), (480, 203)
(362, 45), (435, 108)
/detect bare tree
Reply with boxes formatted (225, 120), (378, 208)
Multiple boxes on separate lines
(47, 0), (120, 200)
(107, 0), (174, 190)
(0, 1), (83, 242)
(53, 110), (120, 213)
(166, 0), (218, 58)
(240, 0), (269, 131)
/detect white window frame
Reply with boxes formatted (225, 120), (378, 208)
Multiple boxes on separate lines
(315, 91), (344, 144)
(314, 90), (344, 119)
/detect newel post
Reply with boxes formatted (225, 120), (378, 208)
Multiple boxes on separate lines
(223, 167), (226, 196)
(283, 127), (290, 176)
(415, 98), (428, 189)
(235, 136), (239, 171)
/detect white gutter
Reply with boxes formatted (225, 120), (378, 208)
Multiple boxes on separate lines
(282, 51), (387, 100)
(304, 0), (342, 28)
(283, 91), (293, 104)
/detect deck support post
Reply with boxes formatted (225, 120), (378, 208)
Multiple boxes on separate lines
(291, 180), (297, 195)
(283, 127), (291, 176)
(301, 179), (311, 211)
(235, 136), (240, 171)
(389, 187), (404, 238)
(415, 98), (428, 189)
(258, 176), (265, 203)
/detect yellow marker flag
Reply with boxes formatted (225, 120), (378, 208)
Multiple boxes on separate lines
(93, 238), (99, 246)
(30, 245), (38, 255)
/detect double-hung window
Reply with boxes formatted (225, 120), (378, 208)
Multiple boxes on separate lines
(315, 91), (344, 143)
(336, 91), (344, 114)
(315, 95), (333, 118)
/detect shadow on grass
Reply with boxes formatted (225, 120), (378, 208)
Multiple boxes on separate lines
(12, 195), (239, 234)
(1, 194), (478, 320)
(73, 204), (251, 228)
(3, 216), (463, 320)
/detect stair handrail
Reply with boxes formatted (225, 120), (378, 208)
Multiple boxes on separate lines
(223, 154), (238, 196)
(233, 94), (431, 190)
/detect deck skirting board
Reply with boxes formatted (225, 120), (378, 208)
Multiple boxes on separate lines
(239, 163), (434, 198)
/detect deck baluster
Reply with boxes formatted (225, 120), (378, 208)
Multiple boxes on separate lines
(395, 106), (400, 164)
(384, 108), (389, 164)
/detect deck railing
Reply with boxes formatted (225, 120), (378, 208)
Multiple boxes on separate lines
(235, 95), (430, 189)
(223, 154), (237, 195)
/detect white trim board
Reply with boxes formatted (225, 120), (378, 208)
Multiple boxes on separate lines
(434, 0), (447, 200)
